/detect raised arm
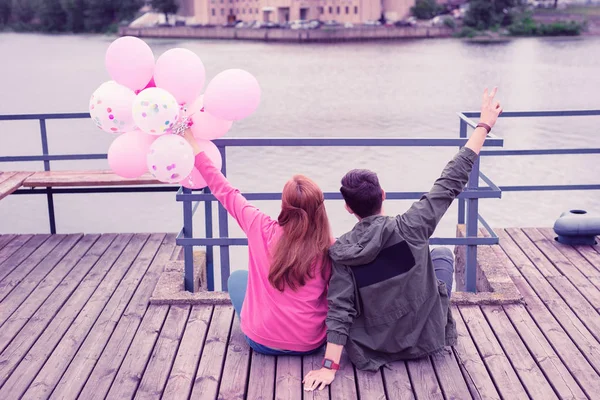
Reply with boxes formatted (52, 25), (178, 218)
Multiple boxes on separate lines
(397, 88), (502, 244)
(184, 129), (272, 234)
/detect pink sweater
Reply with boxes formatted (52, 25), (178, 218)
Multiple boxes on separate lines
(194, 152), (330, 351)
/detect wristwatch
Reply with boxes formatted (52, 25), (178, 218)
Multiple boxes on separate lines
(322, 359), (340, 370)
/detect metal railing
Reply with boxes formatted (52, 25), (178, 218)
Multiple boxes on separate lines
(2, 111), (600, 293)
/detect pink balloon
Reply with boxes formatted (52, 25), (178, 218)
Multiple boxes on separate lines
(154, 48), (205, 106)
(188, 95), (233, 140)
(203, 69), (261, 121)
(180, 139), (223, 189)
(107, 130), (156, 178)
(144, 77), (156, 89)
(105, 37), (155, 92)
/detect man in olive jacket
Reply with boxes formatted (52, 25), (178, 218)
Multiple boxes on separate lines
(304, 88), (503, 391)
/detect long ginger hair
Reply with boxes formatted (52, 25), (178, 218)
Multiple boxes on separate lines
(269, 175), (332, 292)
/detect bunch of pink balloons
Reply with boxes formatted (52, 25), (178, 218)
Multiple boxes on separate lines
(90, 36), (261, 188)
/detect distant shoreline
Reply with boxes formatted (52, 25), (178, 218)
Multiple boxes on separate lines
(118, 25), (454, 43)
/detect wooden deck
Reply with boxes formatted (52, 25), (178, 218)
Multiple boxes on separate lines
(0, 229), (598, 399)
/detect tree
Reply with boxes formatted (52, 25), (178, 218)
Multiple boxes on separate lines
(11, 0), (36, 24)
(0, 0), (11, 26)
(62, 0), (87, 32)
(118, 0), (143, 22)
(39, 0), (68, 32)
(411, 0), (441, 20)
(151, 0), (178, 24)
(464, 0), (518, 30)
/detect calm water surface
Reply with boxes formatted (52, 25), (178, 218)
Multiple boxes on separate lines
(1, 33), (599, 284)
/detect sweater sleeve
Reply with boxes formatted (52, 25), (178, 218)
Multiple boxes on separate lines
(194, 152), (273, 234)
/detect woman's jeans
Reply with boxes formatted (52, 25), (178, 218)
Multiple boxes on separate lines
(228, 270), (321, 356)
(227, 247), (454, 355)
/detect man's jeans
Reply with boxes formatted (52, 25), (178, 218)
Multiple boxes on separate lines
(227, 247), (454, 354)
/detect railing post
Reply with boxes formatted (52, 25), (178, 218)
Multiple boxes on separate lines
(218, 146), (231, 291)
(39, 119), (56, 234)
(458, 118), (467, 225)
(204, 188), (214, 291)
(465, 157), (480, 293)
(183, 187), (194, 292)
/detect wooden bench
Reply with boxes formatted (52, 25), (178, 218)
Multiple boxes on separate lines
(0, 170), (163, 200)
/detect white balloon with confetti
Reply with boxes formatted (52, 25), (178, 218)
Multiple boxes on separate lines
(89, 81), (136, 134)
(133, 87), (180, 136)
(147, 134), (195, 183)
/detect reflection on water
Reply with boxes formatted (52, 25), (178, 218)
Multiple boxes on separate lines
(1, 34), (599, 285)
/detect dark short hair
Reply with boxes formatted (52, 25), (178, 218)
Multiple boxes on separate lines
(340, 169), (383, 218)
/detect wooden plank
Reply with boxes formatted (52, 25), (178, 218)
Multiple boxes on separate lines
(106, 304), (170, 399)
(302, 347), (331, 400)
(501, 229), (600, 373)
(75, 234), (175, 400)
(246, 352), (276, 400)
(430, 349), (471, 400)
(573, 244), (600, 276)
(537, 228), (600, 279)
(503, 304), (588, 400)
(23, 234), (149, 400)
(0, 234), (131, 399)
(0, 234), (35, 268)
(382, 361), (415, 400)
(0, 235), (16, 251)
(329, 349), (357, 399)
(135, 305), (190, 399)
(0, 235), (83, 330)
(508, 229), (600, 343)
(505, 228), (562, 277)
(189, 305), (234, 399)
(459, 305), (528, 399)
(481, 305), (558, 399)
(524, 228), (600, 309)
(495, 229), (600, 397)
(0, 234), (54, 287)
(355, 369), (386, 400)
(217, 316), (252, 400)
(382, 361), (413, 400)
(45, 234), (166, 399)
(275, 356), (302, 400)
(405, 357), (443, 400)
(451, 305), (500, 400)
(0, 234), (114, 393)
(23, 170), (161, 187)
(0, 172), (32, 201)
(162, 305), (214, 400)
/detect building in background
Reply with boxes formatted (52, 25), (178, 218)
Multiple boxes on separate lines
(176, 0), (427, 26)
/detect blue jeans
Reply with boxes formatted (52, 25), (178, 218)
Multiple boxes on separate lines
(227, 270), (322, 356)
(431, 247), (455, 297)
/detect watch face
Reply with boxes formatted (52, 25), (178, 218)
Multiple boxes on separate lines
(324, 359), (333, 369)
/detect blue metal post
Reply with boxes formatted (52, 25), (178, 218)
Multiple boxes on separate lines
(465, 157), (480, 293)
(183, 187), (194, 292)
(218, 146), (231, 291)
(39, 119), (56, 234)
(458, 119), (467, 225)
(204, 188), (214, 291)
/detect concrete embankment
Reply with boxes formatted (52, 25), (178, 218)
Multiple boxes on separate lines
(119, 25), (454, 42)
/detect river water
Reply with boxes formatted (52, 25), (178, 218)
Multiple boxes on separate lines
(1, 33), (599, 284)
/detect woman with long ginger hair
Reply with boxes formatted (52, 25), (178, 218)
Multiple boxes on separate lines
(184, 130), (333, 355)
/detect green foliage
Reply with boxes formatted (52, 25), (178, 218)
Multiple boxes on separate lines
(0, 0), (11, 26)
(411, 0), (440, 20)
(62, 0), (87, 33)
(151, 0), (178, 23)
(443, 16), (456, 30)
(12, 0), (36, 24)
(464, 0), (518, 30)
(508, 15), (584, 36)
(85, 0), (140, 32)
(39, 0), (68, 32)
(454, 26), (480, 38)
